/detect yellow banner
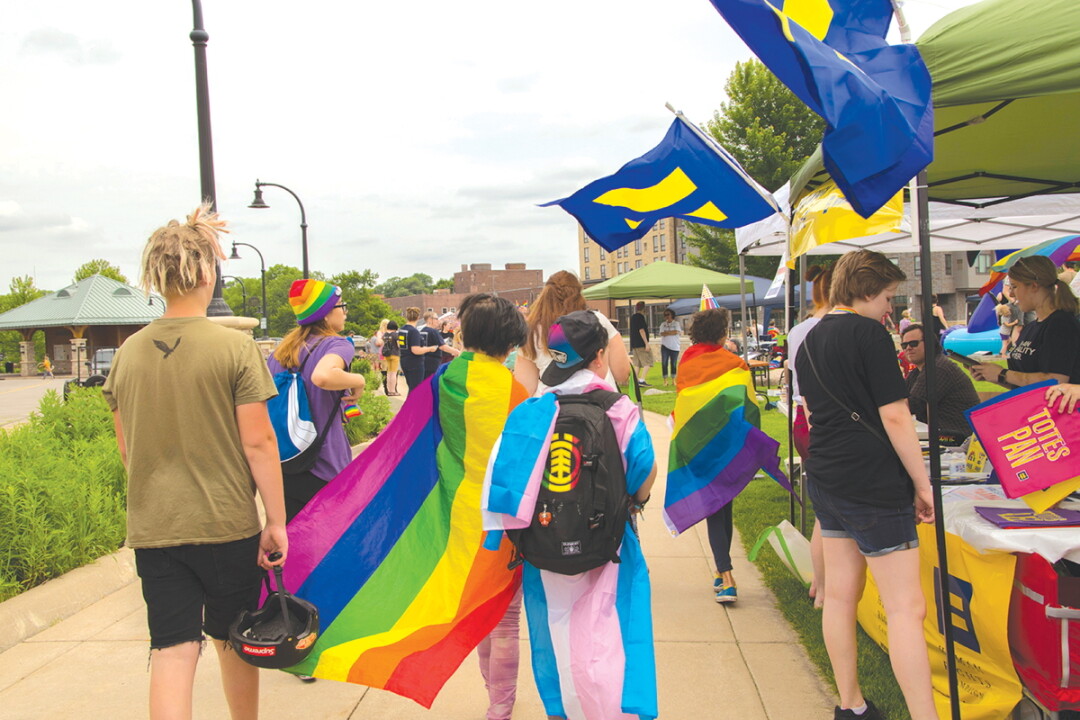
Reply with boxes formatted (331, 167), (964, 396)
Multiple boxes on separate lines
(789, 180), (902, 261)
(857, 525), (1021, 720)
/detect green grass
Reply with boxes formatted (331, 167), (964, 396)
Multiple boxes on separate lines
(733, 409), (909, 719)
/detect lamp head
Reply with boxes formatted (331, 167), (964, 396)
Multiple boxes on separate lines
(229, 245), (242, 261)
(248, 186), (269, 209)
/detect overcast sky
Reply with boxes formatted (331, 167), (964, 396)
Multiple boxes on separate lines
(1, 0), (975, 293)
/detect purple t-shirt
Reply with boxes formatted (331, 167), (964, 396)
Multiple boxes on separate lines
(267, 334), (355, 482)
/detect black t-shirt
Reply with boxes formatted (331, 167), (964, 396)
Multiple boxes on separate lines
(630, 312), (648, 349)
(1006, 309), (1080, 383)
(795, 312), (913, 507)
(399, 324), (425, 370)
(420, 326), (445, 376)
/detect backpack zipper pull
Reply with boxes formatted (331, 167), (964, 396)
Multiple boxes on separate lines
(538, 503), (552, 527)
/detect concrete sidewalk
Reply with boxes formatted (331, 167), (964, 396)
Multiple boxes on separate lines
(0, 410), (834, 719)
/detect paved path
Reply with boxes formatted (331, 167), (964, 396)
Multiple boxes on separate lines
(0, 375), (68, 429)
(0, 405), (834, 719)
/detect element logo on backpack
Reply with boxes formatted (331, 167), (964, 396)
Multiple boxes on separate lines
(545, 433), (581, 492)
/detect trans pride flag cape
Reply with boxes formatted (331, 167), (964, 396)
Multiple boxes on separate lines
(278, 352), (526, 707)
(665, 344), (793, 534)
(482, 371), (658, 720)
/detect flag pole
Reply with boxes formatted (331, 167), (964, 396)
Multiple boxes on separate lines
(891, 4), (960, 719)
(665, 103), (782, 216)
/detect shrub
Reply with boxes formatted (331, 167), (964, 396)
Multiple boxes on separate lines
(0, 388), (126, 601)
(344, 364), (393, 446)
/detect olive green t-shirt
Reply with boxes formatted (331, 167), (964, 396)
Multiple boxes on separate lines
(102, 317), (276, 548)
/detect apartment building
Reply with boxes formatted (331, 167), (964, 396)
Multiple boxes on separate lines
(578, 217), (699, 283)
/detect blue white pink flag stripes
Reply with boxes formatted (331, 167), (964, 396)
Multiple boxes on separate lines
(482, 371), (658, 719)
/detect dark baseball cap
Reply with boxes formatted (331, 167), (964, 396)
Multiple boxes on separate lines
(540, 310), (608, 386)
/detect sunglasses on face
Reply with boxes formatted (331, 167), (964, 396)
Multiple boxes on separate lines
(900, 339), (921, 349)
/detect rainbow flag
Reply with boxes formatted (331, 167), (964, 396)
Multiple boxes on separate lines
(279, 352), (527, 706)
(664, 344), (793, 534)
(699, 283), (720, 311)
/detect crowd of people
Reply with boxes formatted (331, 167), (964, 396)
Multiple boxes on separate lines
(100, 206), (1080, 720)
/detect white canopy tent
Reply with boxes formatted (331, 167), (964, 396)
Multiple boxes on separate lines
(736, 191), (1080, 256)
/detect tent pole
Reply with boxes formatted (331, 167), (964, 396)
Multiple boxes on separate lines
(890, 2), (959, 716)
(916, 169), (961, 720)
(739, 255), (749, 367)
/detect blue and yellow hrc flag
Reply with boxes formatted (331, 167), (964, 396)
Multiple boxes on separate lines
(707, 0), (933, 218)
(542, 117), (779, 252)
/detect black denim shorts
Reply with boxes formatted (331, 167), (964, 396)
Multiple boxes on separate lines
(808, 484), (918, 557)
(134, 534), (262, 649)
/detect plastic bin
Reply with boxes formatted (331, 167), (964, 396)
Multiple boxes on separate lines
(1008, 552), (1080, 713)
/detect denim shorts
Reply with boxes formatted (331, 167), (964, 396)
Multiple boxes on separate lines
(808, 484), (918, 557)
(134, 534), (262, 649)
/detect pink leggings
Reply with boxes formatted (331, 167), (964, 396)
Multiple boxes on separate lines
(477, 588), (522, 720)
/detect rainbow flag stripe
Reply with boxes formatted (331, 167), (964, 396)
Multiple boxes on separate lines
(281, 352), (526, 706)
(664, 344), (792, 535)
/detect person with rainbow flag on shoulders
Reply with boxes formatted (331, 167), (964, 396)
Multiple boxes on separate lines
(666, 307), (791, 605)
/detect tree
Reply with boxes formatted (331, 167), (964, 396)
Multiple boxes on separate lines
(329, 270), (397, 337)
(433, 277), (455, 291)
(687, 59), (825, 279)
(74, 259), (128, 284)
(706, 59), (825, 193)
(373, 273), (435, 298)
(0, 276), (47, 365)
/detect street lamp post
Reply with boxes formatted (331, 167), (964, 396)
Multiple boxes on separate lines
(189, 0), (231, 317)
(221, 275), (247, 314)
(249, 180), (309, 279)
(229, 242), (269, 338)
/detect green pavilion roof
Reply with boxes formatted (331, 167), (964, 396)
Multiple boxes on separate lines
(0, 275), (163, 330)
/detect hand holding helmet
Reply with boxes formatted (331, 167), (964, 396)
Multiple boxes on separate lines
(229, 557), (320, 670)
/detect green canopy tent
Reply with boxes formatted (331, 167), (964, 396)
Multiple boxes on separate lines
(583, 261), (757, 385)
(789, 0), (1080, 206)
(581, 261), (742, 300)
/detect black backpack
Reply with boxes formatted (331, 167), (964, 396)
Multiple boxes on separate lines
(506, 389), (630, 575)
(381, 331), (400, 357)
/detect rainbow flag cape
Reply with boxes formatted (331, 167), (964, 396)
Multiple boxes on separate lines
(665, 344), (793, 534)
(279, 352), (526, 707)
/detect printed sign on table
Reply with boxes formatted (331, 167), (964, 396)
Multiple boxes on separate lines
(965, 381), (1080, 503)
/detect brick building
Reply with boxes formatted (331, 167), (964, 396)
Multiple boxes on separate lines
(579, 217), (701, 326)
(383, 262), (545, 316)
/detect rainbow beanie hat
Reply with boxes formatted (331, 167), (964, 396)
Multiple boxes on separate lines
(289, 279), (341, 326)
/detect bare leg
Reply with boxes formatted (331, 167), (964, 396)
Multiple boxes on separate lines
(820, 536), (867, 710)
(866, 549), (939, 720)
(213, 638), (259, 720)
(149, 641), (200, 720)
(810, 519), (825, 609)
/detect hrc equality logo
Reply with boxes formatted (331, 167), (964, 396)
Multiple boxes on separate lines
(592, 167), (730, 232)
(544, 433), (581, 493)
(542, 117), (776, 251)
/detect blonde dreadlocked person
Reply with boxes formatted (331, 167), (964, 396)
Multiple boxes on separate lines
(103, 205), (287, 720)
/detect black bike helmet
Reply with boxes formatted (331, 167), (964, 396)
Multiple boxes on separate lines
(228, 557), (320, 670)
